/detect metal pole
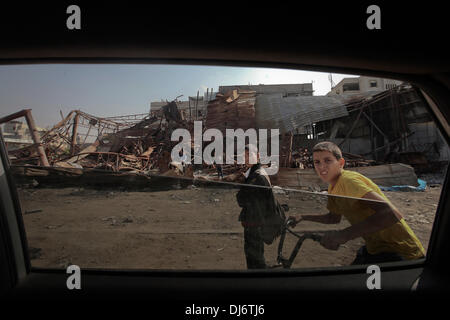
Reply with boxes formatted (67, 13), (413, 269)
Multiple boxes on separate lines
(71, 112), (80, 155)
(189, 98), (192, 121)
(0, 109), (30, 124)
(24, 110), (50, 166)
(370, 106), (376, 161)
(195, 90), (199, 121)
(362, 111), (390, 155)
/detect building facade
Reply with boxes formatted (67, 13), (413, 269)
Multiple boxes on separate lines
(2, 120), (46, 142)
(219, 83), (313, 96)
(326, 76), (403, 96)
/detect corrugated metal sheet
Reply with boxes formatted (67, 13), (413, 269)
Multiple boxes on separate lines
(255, 94), (350, 134)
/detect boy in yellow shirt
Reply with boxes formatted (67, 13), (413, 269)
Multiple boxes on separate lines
(289, 141), (425, 264)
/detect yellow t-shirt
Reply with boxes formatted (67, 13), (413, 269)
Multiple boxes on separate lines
(327, 169), (425, 260)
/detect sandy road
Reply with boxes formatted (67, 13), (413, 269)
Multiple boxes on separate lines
(18, 184), (440, 270)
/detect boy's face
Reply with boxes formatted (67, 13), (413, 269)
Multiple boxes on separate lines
(313, 151), (345, 184)
(244, 149), (258, 166)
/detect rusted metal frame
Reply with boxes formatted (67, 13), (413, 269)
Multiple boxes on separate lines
(46, 138), (66, 162)
(393, 90), (409, 150)
(346, 90), (392, 113)
(189, 98), (192, 121)
(361, 110), (390, 155)
(98, 123), (105, 137)
(338, 103), (365, 148)
(389, 89), (402, 146)
(62, 124), (73, 144)
(97, 153), (103, 167)
(77, 116), (98, 140)
(24, 110), (50, 166)
(74, 151), (150, 162)
(96, 153), (110, 171)
(104, 113), (148, 120)
(70, 113), (80, 156)
(11, 155), (41, 163)
(54, 129), (73, 147)
(99, 119), (122, 132)
(76, 110), (120, 129)
(0, 109), (29, 123)
(7, 143), (40, 156)
(347, 87), (417, 115)
(394, 91), (404, 148)
(81, 125), (93, 145)
(361, 132), (414, 156)
(40, 110), (76, 141)
(361, 111), (388, 140)
(105, 153), (112, 171)
(56, 117), (74, 144)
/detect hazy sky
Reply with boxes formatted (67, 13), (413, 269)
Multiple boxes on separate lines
(0, 64), (358, 128)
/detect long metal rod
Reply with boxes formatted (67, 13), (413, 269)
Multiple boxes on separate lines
(338, 105), (365, 148)
(0, 109), (30, 124)
(195, 91), (199, 121)
(362, 110), (390, 155)
(70, 113), (80, 155)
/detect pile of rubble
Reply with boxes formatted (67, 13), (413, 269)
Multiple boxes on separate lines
(2, 94), (378, 185)
(0, 100), (253, 192)
(292, 148), (313, 169)
(3, 103), (195, 177)
(341, 152), (377, 167)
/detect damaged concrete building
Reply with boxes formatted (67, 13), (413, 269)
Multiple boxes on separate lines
(2, 81), (447, 191)
(150, 90), (217, 121)
(296, 85), (449, 168)
(204, 83), (448, 189)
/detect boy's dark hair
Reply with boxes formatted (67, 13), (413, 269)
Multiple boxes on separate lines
(312, 141), (343, 160)
(244, 143), (259, 153)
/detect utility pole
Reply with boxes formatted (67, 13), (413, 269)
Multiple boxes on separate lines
(195, 90), (199, 121)
(328, 73), (335, 91)
(188, 98), (192, 121)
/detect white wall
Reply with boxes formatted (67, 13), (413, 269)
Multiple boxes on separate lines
(327, 76), (402, 96)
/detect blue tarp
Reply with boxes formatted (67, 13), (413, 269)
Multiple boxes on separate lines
(379, 179), (427, 192)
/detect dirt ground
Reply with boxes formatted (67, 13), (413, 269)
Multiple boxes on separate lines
(17, 181), (441, 271)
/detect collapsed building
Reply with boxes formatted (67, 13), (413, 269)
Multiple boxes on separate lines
(292, 85), (449, 171)
(205, 84), (448, 188)
(215, 84), (448, 169)
(1, 83), (447, 190)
